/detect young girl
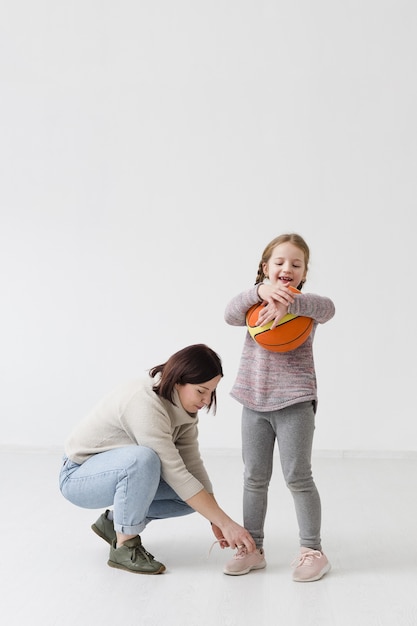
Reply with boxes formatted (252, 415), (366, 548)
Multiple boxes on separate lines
(223, 233), (335, 581)
(59, 343), (256, 575)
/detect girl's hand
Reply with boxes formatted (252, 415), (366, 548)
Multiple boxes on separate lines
(256, 301), (288, 329)
(258, 282), (296, 307)
(257, 283), (296, 329)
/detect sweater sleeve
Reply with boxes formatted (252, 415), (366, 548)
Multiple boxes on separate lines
(288, 292), (335, 324)
(120, 394), (208, 501)
(174, 423), (213, 493)
(224, 285), (261, 326)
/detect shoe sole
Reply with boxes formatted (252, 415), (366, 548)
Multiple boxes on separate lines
(293, 562), (331, 582)
(91, 522), (113, 545)
(223, 561), (267, 576)
(107, 559), (166, 575)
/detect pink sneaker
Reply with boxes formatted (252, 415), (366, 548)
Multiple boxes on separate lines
(292, 547), (331, 582)
(223, 547), (266, 576)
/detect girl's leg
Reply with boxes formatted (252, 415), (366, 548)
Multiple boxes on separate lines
(241, 406), (275, 549)
(60, 445), (161, 535)
(274, 401), (322, 550)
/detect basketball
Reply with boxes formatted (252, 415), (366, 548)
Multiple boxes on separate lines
(246, 287), (313, 352)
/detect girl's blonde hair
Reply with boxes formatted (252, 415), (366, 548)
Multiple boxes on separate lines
(255, 233), (310, 290)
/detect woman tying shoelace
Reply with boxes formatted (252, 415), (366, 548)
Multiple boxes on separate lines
(59, 344), (256, 575)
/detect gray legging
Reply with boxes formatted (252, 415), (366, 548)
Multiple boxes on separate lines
(241, 401), (322, 551)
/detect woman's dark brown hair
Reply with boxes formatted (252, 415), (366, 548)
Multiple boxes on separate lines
(150, 344), (223, 413)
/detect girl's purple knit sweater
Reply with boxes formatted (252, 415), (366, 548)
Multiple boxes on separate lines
(224, 285), (335, 412)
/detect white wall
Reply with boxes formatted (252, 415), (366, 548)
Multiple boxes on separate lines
(1, 1), (416, 453)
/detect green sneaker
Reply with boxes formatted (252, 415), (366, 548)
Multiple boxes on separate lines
(91, 509), (116, 545)
(108, 536), (166, 575)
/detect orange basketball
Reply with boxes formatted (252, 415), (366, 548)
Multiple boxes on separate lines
(246, 287), (313, 352)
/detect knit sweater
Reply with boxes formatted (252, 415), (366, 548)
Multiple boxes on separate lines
(224, 285), (335, 412)
(65, 375), (213, 501)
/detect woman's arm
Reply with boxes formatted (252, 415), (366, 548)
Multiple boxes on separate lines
(186, 489), (256, 552)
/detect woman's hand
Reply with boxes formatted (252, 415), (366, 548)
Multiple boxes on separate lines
(186, 490), (256, 553)
(211, 523), (229, 548)
(219, 520), (256, 553)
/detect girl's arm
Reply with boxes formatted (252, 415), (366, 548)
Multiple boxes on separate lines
(257, 288), (335, 328)
(224, 285), (262, 326)
(289, 292), (335, 324)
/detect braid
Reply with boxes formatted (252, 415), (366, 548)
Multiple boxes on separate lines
(255, 261), (264, 285)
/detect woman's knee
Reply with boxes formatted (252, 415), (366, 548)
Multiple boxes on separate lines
(126, 446), (161, 473)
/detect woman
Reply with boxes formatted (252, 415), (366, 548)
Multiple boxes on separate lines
(59, 343), (255, 575)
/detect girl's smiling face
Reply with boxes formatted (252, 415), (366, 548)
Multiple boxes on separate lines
(263, 241), (307, 289)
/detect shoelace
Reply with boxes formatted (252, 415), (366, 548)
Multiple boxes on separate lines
(208, 539), (247, 559)
(208, 539), (226, 557)
(291, 549), (322, 567)
(131, 542), (155, 564)
(230, 545), (248, 560)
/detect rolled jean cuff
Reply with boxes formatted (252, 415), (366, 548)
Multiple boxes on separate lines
(114, 521), (147, 535)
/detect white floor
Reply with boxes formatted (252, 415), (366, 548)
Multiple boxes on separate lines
(1, 448), (417, 626)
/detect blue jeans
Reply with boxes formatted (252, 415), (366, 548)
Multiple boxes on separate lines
(59, 445), (194, 535)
